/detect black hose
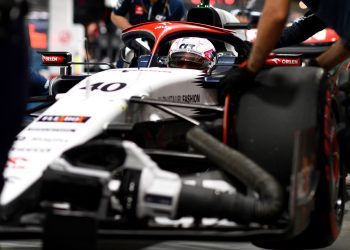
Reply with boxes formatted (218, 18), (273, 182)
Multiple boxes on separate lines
(26, 102), (53, 115)
(179, 127), (284, 224)
(28, 96), (55, 102)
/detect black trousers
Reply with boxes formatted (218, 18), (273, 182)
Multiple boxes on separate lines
(0, 0), (28, 191)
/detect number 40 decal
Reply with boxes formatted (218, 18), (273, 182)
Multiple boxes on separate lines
(80, 82), (126, 92)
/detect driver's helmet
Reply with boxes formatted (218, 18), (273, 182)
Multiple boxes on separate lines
(168, 37), (216, 70)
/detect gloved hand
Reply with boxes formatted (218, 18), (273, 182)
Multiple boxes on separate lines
(220, 61), (257, 96)
(307, 58), (320, 67)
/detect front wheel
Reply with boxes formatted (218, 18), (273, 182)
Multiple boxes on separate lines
(282, 77), (346, 249)
(232, 67), (345, 249)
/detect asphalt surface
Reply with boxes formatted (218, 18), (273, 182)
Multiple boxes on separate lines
(0, 202), (349, 250)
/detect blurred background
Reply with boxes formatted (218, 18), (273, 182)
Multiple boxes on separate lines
(25, 0), (307, 76)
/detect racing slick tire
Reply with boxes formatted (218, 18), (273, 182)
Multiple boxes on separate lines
(233, 67), (346, 249)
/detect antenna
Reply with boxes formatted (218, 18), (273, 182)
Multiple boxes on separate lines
(84, 37), (91, 98)
(198, 0), (210, 8)
(85, 37), (91, 75)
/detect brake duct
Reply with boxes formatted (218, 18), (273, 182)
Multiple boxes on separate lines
(178, 127), (284, 224)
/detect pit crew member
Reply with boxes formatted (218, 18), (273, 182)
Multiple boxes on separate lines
(276, 10), (327, 50)
(111, 0), (185, 30)
(221, 0), (350, 94)
(0, 0), (28, 191)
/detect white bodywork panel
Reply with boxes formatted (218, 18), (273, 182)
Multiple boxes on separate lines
(1, 68), (218, 206)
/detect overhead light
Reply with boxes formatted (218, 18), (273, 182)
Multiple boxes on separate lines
(299, 1), (307, 9)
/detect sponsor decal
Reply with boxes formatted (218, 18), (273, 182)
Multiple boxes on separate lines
(5, 157), (28, 170)
(12, 147), (51, 153)
(80, 82), (126, 92)
(154, 23), (172, 30)
(28, 128), (76, 132)
(159, 95), (182, 103)
(179, 43), (195, 50)
(155, 14), (166, 21)
(38, 115), (90, 123)
(16, 136), (26, 141)
(265, 58), (301, 66)
(141, 69), (172, 73)
(270, 58), (280, 64)
(15, 135), (68, 143)
(204, 49), (215, 60)
(158, 94), (200, 104)
(121, 68), (172, 73)
(31, 137), (69, 143)
(182, 94), (200, 103)
(135, 5), (143, 15)
(42, 55), (65, 63)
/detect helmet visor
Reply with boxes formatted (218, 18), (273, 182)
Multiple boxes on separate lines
(169, 52), (210, 69)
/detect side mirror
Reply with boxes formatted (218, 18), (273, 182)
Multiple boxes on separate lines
(137, 55), (151, 68)
(137, 55), (168, 68)
(156, 56), (168, 67)
(216, 52), (236, 66)
(118, 46), (136, 68)
(119, 47), (132, 65)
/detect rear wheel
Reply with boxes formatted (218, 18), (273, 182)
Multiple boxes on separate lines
(232, 67), (345, 249)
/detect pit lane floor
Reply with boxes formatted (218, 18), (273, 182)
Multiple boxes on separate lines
(1, 202), (349, 250)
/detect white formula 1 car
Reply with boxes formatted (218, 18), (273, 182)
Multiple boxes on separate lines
(1, 6), (346, 250)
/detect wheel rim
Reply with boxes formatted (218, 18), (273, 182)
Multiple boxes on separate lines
(323, 88), (344, 238)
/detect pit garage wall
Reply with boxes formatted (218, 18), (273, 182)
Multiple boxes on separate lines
(48, 0), (85, 75)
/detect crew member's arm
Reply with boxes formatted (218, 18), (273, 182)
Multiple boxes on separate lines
(110, 0), (132, 30)
(248, 0), (290, 73)
(315, 39), (350, 70)
(111, 14), (132, 30)
(276, 11), (327, 48)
